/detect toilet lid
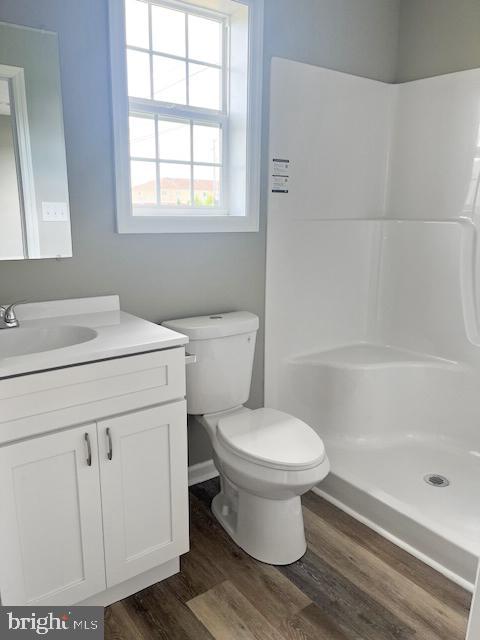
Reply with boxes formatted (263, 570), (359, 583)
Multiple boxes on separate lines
(217, 408), (325, 471)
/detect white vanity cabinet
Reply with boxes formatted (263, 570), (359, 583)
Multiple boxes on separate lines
(99, 402), (188, 587)
(0, 424), (106, 606)
(0, 346), (189, 607)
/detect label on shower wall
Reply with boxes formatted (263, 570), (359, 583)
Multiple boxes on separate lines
(272, 158), (290, 193)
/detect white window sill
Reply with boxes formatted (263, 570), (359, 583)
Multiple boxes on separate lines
(118, 212), (259, 234)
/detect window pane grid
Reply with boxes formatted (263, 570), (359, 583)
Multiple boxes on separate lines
(189, 120), (194, 205)
(126, 1), (225, 110)
(154, 113), (160, 204)
(125, 50), (223, 109)
(130, 157), (222, 168)
(125, 0), (227, 214)
(185, 5), (190, 108)
(148, 1), (154, 102)
(126, 44), (223, 70)
(129, 112), (222, 209)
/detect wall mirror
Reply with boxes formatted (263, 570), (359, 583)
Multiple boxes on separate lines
(0, 22), (72, 260)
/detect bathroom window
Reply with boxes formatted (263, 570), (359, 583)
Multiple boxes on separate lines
(109, 0), (263, 233)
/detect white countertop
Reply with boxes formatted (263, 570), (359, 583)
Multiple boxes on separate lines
(0, 295), (188, 379)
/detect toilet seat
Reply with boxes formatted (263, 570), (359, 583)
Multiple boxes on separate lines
(217, 408), (325, 471)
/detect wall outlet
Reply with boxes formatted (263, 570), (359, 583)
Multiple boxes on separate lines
(42, 201), (69, 222)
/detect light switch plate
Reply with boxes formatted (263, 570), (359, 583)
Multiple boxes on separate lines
(42, 201), (69, 222)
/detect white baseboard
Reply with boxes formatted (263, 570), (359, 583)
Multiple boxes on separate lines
(188, 459), (219, 486)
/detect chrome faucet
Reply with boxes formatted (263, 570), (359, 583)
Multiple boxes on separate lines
(0, 303), (22, 329)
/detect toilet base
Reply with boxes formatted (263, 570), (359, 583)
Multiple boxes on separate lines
(211, 477), (307, 565)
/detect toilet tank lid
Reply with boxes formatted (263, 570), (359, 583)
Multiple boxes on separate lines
(162, 311), (259, 340)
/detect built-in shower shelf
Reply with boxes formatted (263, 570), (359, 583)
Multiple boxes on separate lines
(289, 343), (460, 369)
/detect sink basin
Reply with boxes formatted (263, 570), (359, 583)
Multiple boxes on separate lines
(0, 326), (98, 358)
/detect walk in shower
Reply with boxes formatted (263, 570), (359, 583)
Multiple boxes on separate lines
(265, 58), (480, 589)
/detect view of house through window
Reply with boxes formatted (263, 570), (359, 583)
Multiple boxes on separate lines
(125, 0), (226, 213)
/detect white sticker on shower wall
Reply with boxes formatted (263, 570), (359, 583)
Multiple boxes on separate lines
(272, 158), (290, 193)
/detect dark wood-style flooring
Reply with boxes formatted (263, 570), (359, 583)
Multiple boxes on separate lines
(105, 478), (472, 640)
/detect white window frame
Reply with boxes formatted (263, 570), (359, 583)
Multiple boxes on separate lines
(109, 0), (263, 233)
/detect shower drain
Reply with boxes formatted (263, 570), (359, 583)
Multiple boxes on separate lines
(424, 474), (450, 488)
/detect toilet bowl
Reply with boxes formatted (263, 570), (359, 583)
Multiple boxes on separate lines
(162, 312), (330, 564)
(201, 406), (329, 564)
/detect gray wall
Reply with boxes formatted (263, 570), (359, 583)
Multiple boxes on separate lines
(0, 0), (400, 465)
(264, 0), (399, 83)
(397, 0), (480, 82)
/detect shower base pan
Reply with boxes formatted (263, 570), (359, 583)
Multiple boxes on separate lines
(316, 437), (480, 591)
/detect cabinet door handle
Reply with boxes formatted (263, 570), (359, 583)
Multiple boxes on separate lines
(84, 433), (92, 467)
(106, 427), (113, 461)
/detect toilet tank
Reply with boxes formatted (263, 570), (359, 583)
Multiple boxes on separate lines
(162, 312), (259, 415)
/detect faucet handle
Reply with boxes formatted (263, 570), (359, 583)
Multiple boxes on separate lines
(2, 301), (26, 323)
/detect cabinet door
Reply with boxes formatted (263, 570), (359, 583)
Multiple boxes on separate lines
(0, 425), (106, 605)
(99, 401), (189, 587)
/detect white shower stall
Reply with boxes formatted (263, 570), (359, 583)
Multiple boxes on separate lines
(266, 58), (480, 590)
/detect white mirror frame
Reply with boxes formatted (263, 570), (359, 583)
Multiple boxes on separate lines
(0, 63), (39, 258)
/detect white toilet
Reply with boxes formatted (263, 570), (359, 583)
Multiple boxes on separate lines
(163, 311), (330, 565)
